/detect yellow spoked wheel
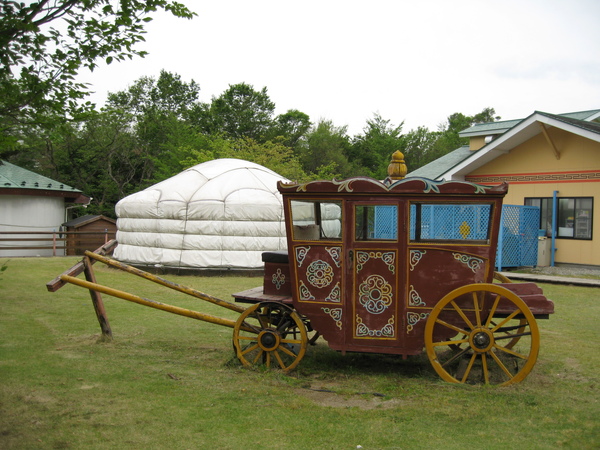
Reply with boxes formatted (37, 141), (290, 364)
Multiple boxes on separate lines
(491, 271), (525, 349)
(424, 284), (540, 386)
(233, 302), (308, 372)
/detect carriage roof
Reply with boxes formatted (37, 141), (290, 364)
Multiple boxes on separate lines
(277, 177), (508, 197)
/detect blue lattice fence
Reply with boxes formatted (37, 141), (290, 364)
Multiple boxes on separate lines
(496, 205), (540, 270)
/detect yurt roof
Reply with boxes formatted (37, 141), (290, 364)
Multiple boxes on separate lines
(113, 158), (290, 270)
(115, 158), (289, 220)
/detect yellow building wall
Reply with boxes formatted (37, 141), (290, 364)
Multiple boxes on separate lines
(469, 136), (486, 150)
(465, 128), (600, 266)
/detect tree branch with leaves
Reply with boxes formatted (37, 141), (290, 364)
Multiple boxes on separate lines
(0, 0), (195, 149)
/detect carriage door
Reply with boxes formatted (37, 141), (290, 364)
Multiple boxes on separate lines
(346, 201), (404, 349)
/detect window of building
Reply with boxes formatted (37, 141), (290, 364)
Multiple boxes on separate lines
(525, 197), (593, 240)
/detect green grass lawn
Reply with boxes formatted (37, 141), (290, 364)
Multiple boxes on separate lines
(1, 257), (598, 449)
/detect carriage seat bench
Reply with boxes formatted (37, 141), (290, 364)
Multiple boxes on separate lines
(261, 250), (289, 264)
(232, 251), (293, 304)
(497, 282), (554, 318)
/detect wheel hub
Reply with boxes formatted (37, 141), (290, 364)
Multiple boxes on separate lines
(473, 332), (490, 348)
(258, 330), (280, 351)
(469, 328), (494, 353)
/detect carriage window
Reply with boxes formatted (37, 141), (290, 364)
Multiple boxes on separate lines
(355, 205), (398, 240)
(410, 203), (492, 243)
(290, 200), (342, 240)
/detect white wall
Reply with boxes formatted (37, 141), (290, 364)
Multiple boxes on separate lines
(0, 195), (66, 257)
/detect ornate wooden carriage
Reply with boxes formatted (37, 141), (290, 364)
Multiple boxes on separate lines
(233, 174), (554, 385)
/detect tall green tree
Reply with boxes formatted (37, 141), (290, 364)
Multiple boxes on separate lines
(107, 70), (200, 119)
(106, 70), (201, 183)
(268, 109), (311, 151)
(195, 83), (276, 141)
(0, 0), (195, 150)
(403, 126), (439, 172)
(350, 113), (404, 178)
(300, 119), (352, 178)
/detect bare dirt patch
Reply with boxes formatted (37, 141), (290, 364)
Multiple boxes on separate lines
(296, 383), (402, 410)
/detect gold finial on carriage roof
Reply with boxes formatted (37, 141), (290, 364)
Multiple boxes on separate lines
(387, 150), (407, 181)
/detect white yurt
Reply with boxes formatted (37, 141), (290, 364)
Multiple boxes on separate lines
(113, 158), (289, 269)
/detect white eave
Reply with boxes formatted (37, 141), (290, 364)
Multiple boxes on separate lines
(441, 111), (600, 181)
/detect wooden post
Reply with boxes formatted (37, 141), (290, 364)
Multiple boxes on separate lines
(83, 255), (113, 340)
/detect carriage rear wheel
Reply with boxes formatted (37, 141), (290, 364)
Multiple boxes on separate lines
(447, 273), (521, 352)
(424, 284), (540, 386)
(233, 302), (308, 372)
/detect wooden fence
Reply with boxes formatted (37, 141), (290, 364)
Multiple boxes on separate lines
(0, 230), (117, 256)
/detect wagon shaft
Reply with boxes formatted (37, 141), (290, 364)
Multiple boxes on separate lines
(46, 241), (253, 338)
(59, 274), (240, 329)
(83, 250), (246, 314)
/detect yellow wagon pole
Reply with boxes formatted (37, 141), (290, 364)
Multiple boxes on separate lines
(46, 240), (119, 339)
(60, 274), (254, 332)
(84, 251), (247, 314)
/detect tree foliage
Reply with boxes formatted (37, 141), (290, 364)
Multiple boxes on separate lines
(182, 136), (309, 183)
(432, 107), (501, 157)
(107, 70), (200, 119)
(349, 113), (404, 178)
(196, 83), (276, 141)
(403, 126), (439, 171)
(300, 119), (352, 179)
(0, 0), (195, 148)
(106, 70), (201, 183)
(13, 110), (144, 217)
(268, 109), (311, 151)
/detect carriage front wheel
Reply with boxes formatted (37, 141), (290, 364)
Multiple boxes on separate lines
(424, 284), (540, 386)
(233, 302), (308, 372)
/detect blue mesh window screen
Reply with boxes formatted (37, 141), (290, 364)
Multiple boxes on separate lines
(374, 205), (398, 239)
(356, 205), (398, 240)
(410, 203), (492, 242)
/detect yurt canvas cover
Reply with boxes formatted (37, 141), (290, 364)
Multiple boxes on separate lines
(114, 159), (289, 269)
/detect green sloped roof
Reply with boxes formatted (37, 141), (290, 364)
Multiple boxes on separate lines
(459, 119), (522, 137)
(0, 160), (82, 193)
(537, 111), (600, 134)
(459, 109), (600, 138)
(557, 109), (600, 121)
(407, 146), (473, 179)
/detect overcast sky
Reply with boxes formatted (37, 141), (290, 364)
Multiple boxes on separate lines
(79, 0), (600, 136)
